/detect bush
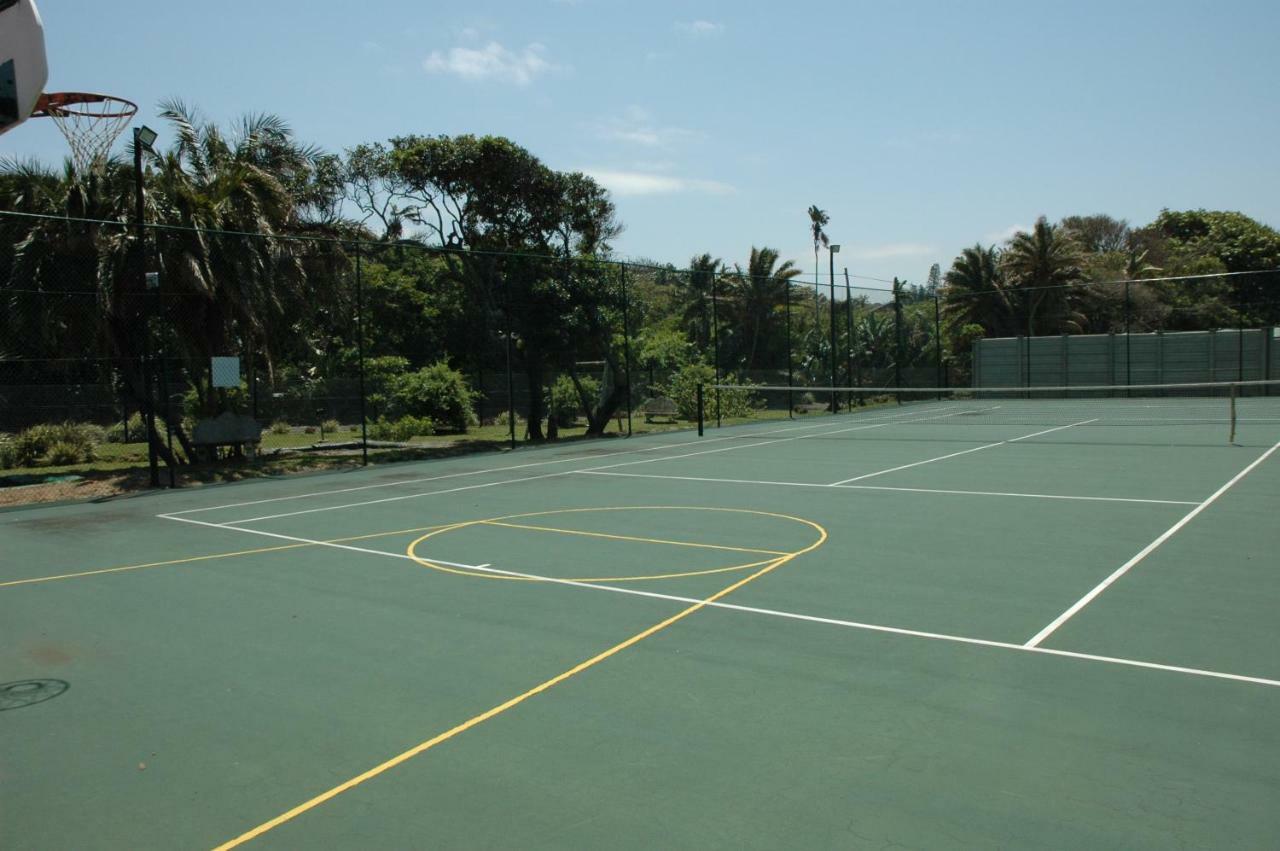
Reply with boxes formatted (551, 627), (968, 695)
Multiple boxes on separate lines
(321, 419), (341, 434)
(182, 381), (251, 420)
(495, 410), (523, 427)
(387, 361), (477, 433)
(303, 426), (317, 434)
(368, 415), (435, 442)
(662, 363), (759, 420)
(11, 422), (101, 467)
(269, 420), (292, 435)
(547, 374), (599, 427)
(106, 413), (169, 443)
(0, 436), (15, 470)
(47, 439), (95, 466)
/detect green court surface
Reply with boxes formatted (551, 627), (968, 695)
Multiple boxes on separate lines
(3, 400), (1280, 848)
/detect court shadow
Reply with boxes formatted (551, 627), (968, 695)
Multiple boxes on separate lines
(0, 679), (70, 711)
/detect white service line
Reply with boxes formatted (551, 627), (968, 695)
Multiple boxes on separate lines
(185, 406), (963, 527)
(1024, 438), (1280, 648)
(576, 469), (1198, 506)
(827, 419), (1098, 486)
(161, 513), (1280, 690)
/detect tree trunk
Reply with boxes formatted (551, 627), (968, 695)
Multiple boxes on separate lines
(523, 343), (546, 441)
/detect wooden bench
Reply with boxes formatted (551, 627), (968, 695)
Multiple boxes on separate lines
(640, 396), (679, 423)
(192, 412), (263, 462)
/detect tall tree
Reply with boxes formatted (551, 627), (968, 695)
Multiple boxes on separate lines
(942, 244), (1018, 337)
(807, 205), (829, 327)
(1002, 217), (1086, 334)
(362, 134), (622, 439)
(723, 247), (801, 372)
(679, 253), (720, 351)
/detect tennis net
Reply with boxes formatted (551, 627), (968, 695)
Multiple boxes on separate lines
(696, 380), (1280, 443)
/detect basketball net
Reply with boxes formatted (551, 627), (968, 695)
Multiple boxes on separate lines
(33, 92), (139, 178)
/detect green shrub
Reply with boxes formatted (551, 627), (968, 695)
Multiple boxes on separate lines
(387, 361), (477, 433)
(269, 420), (292, 435)
(547, 374), (599, 427)
(368, 415), (435, 442)
(9, 422), (103, 467)
(106, 413), (169, 443)
(495, 410), (523, 427)
(182, 381), (251, 420)
(0, 436), (15, 469)
(46, 439), (95, 466)
(662, 363), (759, 420)
(321, 419), (341, 434)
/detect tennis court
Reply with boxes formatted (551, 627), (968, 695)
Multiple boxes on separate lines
(4, 384), (1280, 848)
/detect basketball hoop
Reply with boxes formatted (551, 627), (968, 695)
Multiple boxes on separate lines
(32, 92), (138, 177)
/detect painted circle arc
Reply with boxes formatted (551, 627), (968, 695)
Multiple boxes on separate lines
(405, 506), (826, 583)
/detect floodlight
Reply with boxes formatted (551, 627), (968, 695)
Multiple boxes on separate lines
(135, 124), (157, 149)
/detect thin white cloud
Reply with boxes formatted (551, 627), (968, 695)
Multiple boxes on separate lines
(846, 243), (937, 261)
(675, 20), (724, 37)
(597, 106), (699, 148)
(985, 224), (1031, 243)
(424, 41), (557, 86)
(584, 169), (734, 197)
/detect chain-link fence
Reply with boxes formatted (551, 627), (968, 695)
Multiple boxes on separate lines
(958, 271), (1280, 391)
(3, 208), (1276, 506)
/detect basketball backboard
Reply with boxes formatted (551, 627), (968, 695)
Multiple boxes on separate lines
(0, 0), (48, 137)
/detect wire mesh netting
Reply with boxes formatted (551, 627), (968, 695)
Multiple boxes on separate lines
(2, 207), (1278, 506)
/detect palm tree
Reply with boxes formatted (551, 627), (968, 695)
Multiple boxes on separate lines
(147, 101), (351, 421)
(679, 253), (721, 351)
(1002, 216), (1086, 335)
(807, 205), (829, 325)
(724, 246), (801, 372)
(942, 243), (1019, 337)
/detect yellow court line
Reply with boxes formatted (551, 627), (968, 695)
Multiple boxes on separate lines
(0, 523), (460, 589)
(213, 515), (827, 850)
(478, 519), (791, 556)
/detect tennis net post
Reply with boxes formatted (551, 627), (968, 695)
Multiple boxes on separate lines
(697, 382), (705, 436)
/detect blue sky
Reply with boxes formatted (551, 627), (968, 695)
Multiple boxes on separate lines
(7, 0), (1279, 291)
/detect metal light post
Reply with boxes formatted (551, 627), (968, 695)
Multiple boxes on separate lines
(133, 125), (160, 487)
(828, 244), (840, 412)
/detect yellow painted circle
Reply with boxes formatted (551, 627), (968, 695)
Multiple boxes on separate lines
(405, 506), (825, 583)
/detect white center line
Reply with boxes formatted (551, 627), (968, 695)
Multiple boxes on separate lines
(1024, 438), (1280, 648)
(828, 419), (1098, 486)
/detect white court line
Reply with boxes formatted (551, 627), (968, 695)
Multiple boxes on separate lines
(161, 514), (1280, 690)
(577, 470), (1199, 506)
(1024, 438), (1280, 648)
(161, 417), (842, 517)
(165, 514), (492, 572)
(164, 406), (935, 518)
(828, 419), (1098, 486)
(188, 407), (965, 527)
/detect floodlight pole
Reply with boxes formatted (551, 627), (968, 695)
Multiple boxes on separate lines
(844, 269), (855, 407)
(829, 244), (840, 412)
(134, 127), (159, 488)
